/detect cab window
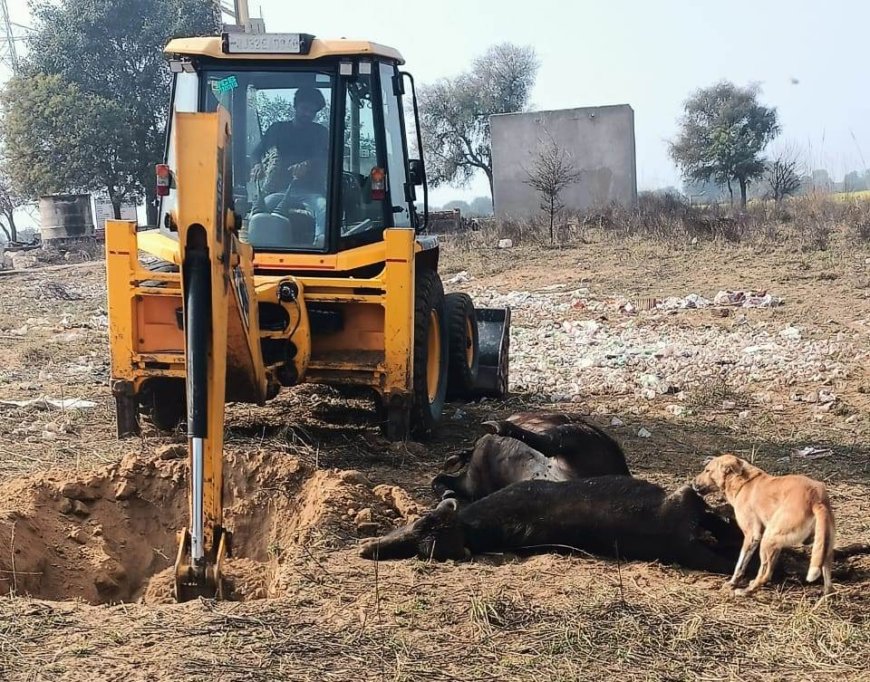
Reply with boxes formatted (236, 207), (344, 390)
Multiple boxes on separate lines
(379, 63), (412, 227)
(338, 68), (388, 247)
(202, 69), (334, 251)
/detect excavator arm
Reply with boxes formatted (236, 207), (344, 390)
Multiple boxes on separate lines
(170, 108), (267, 600)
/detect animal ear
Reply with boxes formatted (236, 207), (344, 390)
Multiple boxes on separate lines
(721, 457), (744, 476)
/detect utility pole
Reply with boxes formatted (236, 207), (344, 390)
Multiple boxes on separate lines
(234, 0), (250, 25)
(219, 0), (264, 32)
(218, 0), (250, 25)
(0, 0), (27, 75)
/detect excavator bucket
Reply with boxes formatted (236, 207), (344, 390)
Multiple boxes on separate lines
(472, 307), (511, 398)
(173, 527), (230, 601)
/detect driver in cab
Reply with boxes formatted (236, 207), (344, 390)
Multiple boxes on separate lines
(250, 86), (328, 244)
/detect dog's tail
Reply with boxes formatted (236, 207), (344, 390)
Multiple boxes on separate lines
(807, 502), (836, 583)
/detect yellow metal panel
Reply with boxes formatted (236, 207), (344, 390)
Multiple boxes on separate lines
(165, 37), (404, 64)
(311, 303), (384, 354)
(105, 220), (140, 383)
(137, 295), (184, 353)
(134, 352), (184, 365)
(382, 228), (415, 397)
(253, 239), (387, 272)
(138, 231), (181, 265)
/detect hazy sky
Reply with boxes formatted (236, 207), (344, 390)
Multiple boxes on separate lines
(254, 0), (870, 203)
(5, 0), (869, 206)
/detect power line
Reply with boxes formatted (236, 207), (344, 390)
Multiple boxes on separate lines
(0, 0), (26, 74)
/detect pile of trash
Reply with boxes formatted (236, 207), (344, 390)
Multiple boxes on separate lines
(470, 286), (858, 405)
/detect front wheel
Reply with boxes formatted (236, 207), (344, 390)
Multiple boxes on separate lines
(445, 293), (480, 399)
(410, 269), (448, 438)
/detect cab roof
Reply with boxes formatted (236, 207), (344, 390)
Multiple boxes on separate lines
(164, 36), (404, 64)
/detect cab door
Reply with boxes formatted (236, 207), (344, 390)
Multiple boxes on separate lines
(378, 62), (413, 228)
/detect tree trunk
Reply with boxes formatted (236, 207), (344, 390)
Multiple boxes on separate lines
(107, 187), (122, 220)
(145, 183), (158, 227)
(1, 211), (16, 242)
(549, 196), (555, 244)
(739, 177), (748, 209)
(727, 179), (733, 206)
(484, 167), (494, 204)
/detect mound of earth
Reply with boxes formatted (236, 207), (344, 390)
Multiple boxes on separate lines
(0, 448), (422, 605)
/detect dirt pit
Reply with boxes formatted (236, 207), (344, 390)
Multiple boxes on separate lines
(0, 447), (422, 605)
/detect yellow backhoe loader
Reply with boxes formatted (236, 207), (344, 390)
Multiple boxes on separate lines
(105, 27), (510, 601)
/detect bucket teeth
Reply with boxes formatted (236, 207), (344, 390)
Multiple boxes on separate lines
(172, 527), (229, 602)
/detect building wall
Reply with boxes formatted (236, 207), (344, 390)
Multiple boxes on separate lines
(491, 105), (637, 218)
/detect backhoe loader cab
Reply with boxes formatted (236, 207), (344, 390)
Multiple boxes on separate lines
(104, 32), (509, 600)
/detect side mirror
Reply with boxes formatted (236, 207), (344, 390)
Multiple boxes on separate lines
(408, 158), (424, 187)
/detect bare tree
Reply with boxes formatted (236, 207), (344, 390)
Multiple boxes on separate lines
(523, 134), (582, 244)
(419, 43), (539, 200)
(0, 166), (20, 243)
(765, 145), (803, 203)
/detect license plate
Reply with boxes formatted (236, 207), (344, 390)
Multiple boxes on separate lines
(226, 33), (301, 54)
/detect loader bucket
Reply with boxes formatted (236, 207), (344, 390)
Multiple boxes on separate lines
(471, 307), (510, 398)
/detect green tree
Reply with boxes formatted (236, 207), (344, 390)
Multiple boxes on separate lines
(669, 81), (779, 208)
(419, 43), (539, 199)
(1, 74), (139, 212)
(3, 0), (219, 221)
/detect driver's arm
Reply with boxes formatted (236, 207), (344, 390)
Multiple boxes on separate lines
(250, 123), (279, 166)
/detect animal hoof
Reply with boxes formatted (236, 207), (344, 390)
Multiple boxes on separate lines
(440, 489), (457, 501)
(481, 420), (503, 435)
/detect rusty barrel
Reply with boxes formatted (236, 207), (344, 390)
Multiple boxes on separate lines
(38, 194), (94, 243)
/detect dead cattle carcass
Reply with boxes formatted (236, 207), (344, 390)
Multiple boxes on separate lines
(432, 412), (629, 501)
(363, 477), (739, 574)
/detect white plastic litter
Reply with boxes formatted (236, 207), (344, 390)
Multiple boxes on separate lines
(714, 290), (782, 308)
(0, 396), (97, 410)
(447, 271), (471, 285)
(792, 446), (833, 460)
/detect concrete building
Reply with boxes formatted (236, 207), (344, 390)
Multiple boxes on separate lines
(491, 104), (637, 218)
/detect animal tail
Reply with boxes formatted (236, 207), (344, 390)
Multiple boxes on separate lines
(807, 502), (835, 583)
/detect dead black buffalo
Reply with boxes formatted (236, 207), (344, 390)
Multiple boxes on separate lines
(362, 477), (740, 574)
(487, 412), (631, 477)
(432, 412), (629, 502)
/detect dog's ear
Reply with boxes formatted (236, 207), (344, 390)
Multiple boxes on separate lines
(720, 456), (744, 477)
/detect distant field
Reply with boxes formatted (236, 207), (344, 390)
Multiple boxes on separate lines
(832, 190), (870, 201)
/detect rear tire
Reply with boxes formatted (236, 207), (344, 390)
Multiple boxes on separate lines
(410, 269), (448, 438)
(445, 293), (479, 399)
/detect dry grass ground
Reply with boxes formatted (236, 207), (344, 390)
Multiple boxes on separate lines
(0, 217), (868, 680)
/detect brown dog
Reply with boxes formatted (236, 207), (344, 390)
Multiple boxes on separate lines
(693, 454), (836, 595)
